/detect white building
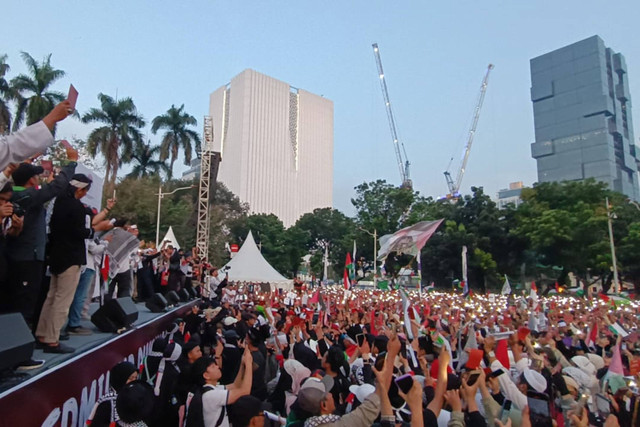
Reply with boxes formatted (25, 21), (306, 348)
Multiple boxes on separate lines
(496, 181), (524, 209)
(209, 69), (333, 226)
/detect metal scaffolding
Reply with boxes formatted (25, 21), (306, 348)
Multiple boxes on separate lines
(195, 115), (221, 262)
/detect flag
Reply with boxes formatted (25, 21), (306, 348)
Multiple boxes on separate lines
(462, 281), (470, 299)
(608, 343), (625, 376)
(309, 290), (319, 305)
(495, 339), (510, 370)
(501, 275), (511, 295)
(344, 253), (353, 289)
(609, 322), (630, 338)
(400, 288), (414, 340)
(585, 322), (598, 349)
(530, 281), (538, 310)
(378, 219), (444, 259)
(377, 279), (389, 290)
(425, 282), (435, 292)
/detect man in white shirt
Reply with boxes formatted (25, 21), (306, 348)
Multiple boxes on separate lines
(187, 348), (253, 426)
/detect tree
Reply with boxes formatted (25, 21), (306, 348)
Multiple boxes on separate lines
(351, 179), (416, 236)
(11, 52), (65, 131)
(0, 54), (11, 134)
(151, 104), (201, 179)
(82, 93), (145, 196)
(127, 139), (169, 179)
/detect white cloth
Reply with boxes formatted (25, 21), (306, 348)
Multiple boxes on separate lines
(0, 121), (54, 170)
(491, 359), (528, 410)
(202, 384), (229, 427)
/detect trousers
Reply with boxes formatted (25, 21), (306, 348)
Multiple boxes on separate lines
(36, 265), (82, 343)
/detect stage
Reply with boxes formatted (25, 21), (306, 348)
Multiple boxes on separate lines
(0, 299), (198, 427)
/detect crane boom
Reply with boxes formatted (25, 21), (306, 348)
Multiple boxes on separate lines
(445, 64), (494, 196)
(372, 43), (412, 189)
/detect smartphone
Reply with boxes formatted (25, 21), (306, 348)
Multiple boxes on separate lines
(395, 373), (414, 394)
(467, 372), (481, 386)
(447, 374), (462, 390)
(489, 370), (505, 379)
(596, 393), (611, 417)
(375, 352), (387, 371)
(356, 333), (365, 347)
(498, 400), (511, 424)
(67, 84), (79, 110)
(527, 391), (551, 426)
(317, 339), (328, 356)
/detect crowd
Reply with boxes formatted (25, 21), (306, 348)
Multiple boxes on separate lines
(1, 101), (638, 427)
(82, 283), (639, 427)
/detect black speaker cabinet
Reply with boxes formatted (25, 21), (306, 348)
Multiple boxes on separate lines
(165, 291), (180, 305)
(179, 288), (190, 302)
(0, 313), (34, 372)
(91, 297), (139, 332)
(145, 293), (168, 313)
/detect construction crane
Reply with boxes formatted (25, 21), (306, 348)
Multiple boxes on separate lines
(372, 43), (412, 189)
(444, 64), (494, 198)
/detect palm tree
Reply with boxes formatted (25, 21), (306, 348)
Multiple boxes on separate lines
(0, 54), (12, 134)
(127, 139), (170, 179)
(151, 104), (201, 179)
(82, 93), (145, 195)
(11, 52), (65, 131)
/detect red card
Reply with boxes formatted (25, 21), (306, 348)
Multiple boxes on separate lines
(67, 84), (78, 110)
(60, 139), (72, 150)
(467, 349), (484, 370)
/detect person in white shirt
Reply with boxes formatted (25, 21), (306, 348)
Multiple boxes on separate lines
(0, 101), (71, 170)
(186, 347), (254, 427)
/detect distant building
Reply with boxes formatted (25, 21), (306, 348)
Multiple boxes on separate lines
(497, 181), (524, 209)
(209, 69), (333, 227)
(181, 158), (201, 181)
(530, 36), (639, 200)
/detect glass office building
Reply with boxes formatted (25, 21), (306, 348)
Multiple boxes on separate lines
(530, 36), (639, 200)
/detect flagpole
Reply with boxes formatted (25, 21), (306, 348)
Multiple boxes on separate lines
(418, 248), (423, 299)
(606, 197), (620, 294)
(462, 246), (468, 285)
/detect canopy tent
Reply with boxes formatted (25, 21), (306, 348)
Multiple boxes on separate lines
(160, 226), (180, 250)
(222, 230), (292, 289)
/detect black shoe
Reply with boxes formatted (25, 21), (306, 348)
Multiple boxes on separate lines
(35, 340), (47, 350)
(15, 358), (45, 371)
(59, 332), (70, 341)
(43, 343), (75, 354)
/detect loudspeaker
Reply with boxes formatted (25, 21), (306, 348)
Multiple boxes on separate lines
(0, 313), (34, 372)
(186, 287), (197, 299)
(165, 291), (180, 305)
(179, 288), (190, 302)
(91, 297), (139, 332)
(145, 293), (168, 313)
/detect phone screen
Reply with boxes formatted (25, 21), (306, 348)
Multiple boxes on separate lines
(395, 374), (414, 394)
(356, 334), (365, 346)
(499, 400), (512, 424)
(489, 370), (505, 378)
(375, 352), (386, 371)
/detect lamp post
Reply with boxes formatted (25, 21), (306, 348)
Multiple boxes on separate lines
(155, 184), (196, 248)
(358, 227), (378, 287)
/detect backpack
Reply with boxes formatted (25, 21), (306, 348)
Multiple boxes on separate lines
(185, 386), (226, 427)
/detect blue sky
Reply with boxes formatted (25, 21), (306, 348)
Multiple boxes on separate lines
(4, 1), (640, 214)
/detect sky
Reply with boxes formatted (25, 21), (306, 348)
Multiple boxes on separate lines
(4, 1), (640, 215)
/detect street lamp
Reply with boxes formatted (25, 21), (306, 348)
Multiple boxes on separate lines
(358, 227), (378, 287)
(155, 183), (196, 248)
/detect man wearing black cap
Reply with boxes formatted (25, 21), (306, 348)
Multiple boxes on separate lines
(5, 144), (78, 329)
(35, 173), (92, 353)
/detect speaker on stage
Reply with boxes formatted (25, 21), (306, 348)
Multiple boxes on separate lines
(165, 291), (180, 305)
(145, 293), (168, 313)
(0, 313), (34, 372)
(91, 297), (139, 332)
(179, 288), (190, 302)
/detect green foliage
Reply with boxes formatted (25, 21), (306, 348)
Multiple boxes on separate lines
(127, 139), (169, 179)
(151, 104), (201, 179)
(82, 93), (145, 196)
(10, 52), (65, 132)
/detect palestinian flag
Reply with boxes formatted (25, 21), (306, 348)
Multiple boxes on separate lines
(377, 280), (389, 290)
(462, 281), (470, 299)
(344, 253), (353, 289)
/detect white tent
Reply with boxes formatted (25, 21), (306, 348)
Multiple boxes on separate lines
(222, 230), (292, 289)
(160, 226), (181, 249)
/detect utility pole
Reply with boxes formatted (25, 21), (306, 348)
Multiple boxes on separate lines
(606, 197), (620, 294)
